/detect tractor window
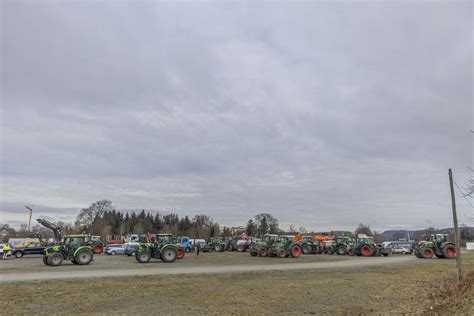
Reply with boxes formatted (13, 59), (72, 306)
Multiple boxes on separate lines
(71, 238), (83, 246)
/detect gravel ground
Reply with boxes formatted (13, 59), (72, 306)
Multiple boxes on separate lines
(0, 252), (417, 282)
(0, 256), (417, 282)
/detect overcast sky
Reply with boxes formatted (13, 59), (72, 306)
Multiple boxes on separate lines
(1, 0), (472, 231)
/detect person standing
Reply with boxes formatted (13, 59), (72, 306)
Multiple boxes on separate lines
(3, 244), (10, 260)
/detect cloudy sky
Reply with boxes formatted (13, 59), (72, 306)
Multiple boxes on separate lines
(1, 0), (472, 231)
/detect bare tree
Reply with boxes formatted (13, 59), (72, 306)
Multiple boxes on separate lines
(354, 223), (373, 236)
(76, 200), (114, 229)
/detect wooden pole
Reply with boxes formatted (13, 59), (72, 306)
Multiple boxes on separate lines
(448, 169), (463, 283)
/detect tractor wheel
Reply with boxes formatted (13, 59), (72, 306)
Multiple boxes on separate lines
(42, 255), (49, 266)
(291, 245), (301, 258)
(313, 245), (320, 254)
(47, 253), (63, 266)
(161, 247), (178, 263)
(302, 244), (312, 254)
(250, 250), (258, 257)
(93, 244), (104, 254)
(258, 247), (268, 257)
(414, 249), (421, 258)
(347, 248), (355, 256)
(361, 245), (373, 257)
(277, 248), (287, 258)
(214, 244), (223, 252)
(14, 251), (25, 258)
(75, 249), (93, 265)
(237, 246), (245, 252)
(442, 245), (456, 259)
(336, 244), (347, 256)
(136, 250), (151, 263)
(177, 248), (185, 259)
(421, 248), (434, 259)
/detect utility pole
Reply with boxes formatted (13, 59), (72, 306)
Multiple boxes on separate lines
(24, 205), (33, 237)
(448, 169), (463, 283)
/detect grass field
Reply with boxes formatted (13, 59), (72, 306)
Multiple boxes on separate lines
(2, 253), (473, 315)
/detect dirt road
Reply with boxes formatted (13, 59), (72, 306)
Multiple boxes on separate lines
(1, 255), (416, 283)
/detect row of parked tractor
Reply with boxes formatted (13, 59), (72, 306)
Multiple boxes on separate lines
(3, 218), (457, 267)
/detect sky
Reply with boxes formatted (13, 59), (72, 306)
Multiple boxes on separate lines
(1, 0), (473, 231)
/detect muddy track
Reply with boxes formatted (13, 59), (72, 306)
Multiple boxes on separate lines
(0, 256), (416, 283)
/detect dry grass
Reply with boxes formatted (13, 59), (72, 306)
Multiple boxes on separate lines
(2, 252), (473, 315)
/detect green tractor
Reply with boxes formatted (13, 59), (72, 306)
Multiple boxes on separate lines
(298, 236), (320, 254)
(157, 234), (185, 259)
(42, 234), (94, 266)
(207, 237), (228, 252)
(250, 235), (301, 258)
(334, 235), (356, 256)
(353, 234), (391, 257)
(225, 237), (238, 251)
(414, 234), (456, 259)
(249, 234), (278, 257)
(135, 238), (179, 264)
(267, 235), (301, 258)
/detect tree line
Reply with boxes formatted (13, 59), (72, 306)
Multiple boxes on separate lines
(1, 199), (473, 242)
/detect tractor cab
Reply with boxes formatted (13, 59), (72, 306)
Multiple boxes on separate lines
(156, 233), (173, 244)
(262, 234), (278, 243)
(357, 234), (375, 245)
(64, 234), (90, 245)
(432, 234), (448, 243)
(278, 235), (295, 244)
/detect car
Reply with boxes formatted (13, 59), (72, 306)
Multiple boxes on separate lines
(389, 242), (413, 254)
(124, 243), (140, 256)
(105, 243), (127, 255)
(11, 243), (47, 258)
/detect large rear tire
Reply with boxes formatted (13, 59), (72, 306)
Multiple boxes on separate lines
(336, 244), (347, 255)
(421, 248), (434, 259)
(42, 255), (49, 265)
(278, 248), (287, 258)
(237, 246), (245, 252)
(160, 247), (178, 263)
(214, 244), (223, 252)
(47, 253), (63, 266)
(136, 250), (151, 263)
(313, 245), (320, 254)
(361, 245), (373, 257)
(258, 246), (268, 257)
(442, 245), (456, 259)
(291, 245), (301, 258)
(302, 244), (312, 254)
(75, 249), (93, 265)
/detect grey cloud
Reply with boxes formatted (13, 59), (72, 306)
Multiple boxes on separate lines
(1, 0), (472, 231)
